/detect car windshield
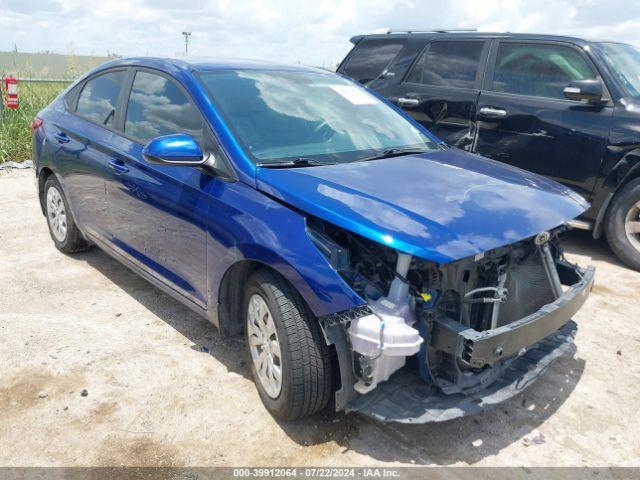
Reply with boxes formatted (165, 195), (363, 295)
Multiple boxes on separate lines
(595, 42), (640, 99)
(197, 69), (437, 165)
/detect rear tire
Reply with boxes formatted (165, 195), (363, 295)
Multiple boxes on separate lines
(244, 269), (332, 420)
(605, 178), (640, 271)
(43, 176), (89, 253)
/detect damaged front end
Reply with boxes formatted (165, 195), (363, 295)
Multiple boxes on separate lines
(311, 220), (594, 423)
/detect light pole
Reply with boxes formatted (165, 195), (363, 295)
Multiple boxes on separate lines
(182, 31), (191, 56)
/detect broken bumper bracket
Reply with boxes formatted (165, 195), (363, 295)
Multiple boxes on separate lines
(434, 265), (594, 368)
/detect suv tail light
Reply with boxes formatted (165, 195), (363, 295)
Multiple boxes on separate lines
(30, 117), (43, 133)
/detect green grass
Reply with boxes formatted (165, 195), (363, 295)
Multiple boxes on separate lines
(0, 82), (68, 163)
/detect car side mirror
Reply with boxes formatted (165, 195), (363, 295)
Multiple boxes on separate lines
(142, 134), (207, 166)
(563, 80), (603, 103)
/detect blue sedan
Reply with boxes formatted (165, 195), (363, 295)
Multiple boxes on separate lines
(32, 57), (594, 422)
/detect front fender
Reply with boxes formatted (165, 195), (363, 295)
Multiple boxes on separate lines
(228, 240), (364, 317)
(205, 181), (365, 320)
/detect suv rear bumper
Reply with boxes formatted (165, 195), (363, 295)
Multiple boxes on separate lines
(346, 265), (594, 423)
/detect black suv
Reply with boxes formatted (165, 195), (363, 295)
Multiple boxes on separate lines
(338, 30), (640, 270)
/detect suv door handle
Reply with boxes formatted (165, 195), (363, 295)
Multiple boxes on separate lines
(108, 159), (129, 175)
(397, 97), (419, 108)
(479, 106), (507, 118)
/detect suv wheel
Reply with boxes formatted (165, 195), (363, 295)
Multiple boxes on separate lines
(605, 177), (640, 270)
(244, 269), (332, 420)
(44, 176), (89, 253)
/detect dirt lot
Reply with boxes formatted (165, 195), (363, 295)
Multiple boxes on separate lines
(1, 168), (639, 467)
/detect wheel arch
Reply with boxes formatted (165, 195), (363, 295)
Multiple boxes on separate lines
(37, 166), (56, 215)
(215, 252), (341, 337)
(593, 149), (640, 237)
(215, 256), (351, 411)
(216, 259), (265, 338)
(602, 147), (640, 191)
(619, 162), (640, 191)
(212, 230), (365, 332)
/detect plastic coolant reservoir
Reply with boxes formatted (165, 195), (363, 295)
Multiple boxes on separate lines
(348, 276), (423, 394)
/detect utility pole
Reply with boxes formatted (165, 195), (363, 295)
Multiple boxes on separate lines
(182, 31), (191, 56)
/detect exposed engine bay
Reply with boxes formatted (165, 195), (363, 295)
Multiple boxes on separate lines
(308, 217), (592, 400)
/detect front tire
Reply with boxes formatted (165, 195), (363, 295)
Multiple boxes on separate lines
(244, 269), (332, 420)
(605, 177), (640, 270)
(43, 176), (88, 253)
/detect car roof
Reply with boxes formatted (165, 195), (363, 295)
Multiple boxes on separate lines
(94, 56), (323, 74)
(350, 31), (615, 46)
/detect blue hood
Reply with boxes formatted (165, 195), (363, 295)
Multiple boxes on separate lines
(256, 148), (588, 263)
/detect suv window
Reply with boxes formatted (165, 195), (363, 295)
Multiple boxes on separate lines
(76, 70), (126, 127)
(491, 43), (597, 99)
(406, 41), (484, 88)
(340, 39), (403, 84)
(124, 71), (203, 144)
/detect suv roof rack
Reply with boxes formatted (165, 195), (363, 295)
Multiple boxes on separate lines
(376, 28), (479, 34)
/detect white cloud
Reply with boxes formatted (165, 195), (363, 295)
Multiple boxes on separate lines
(1, 0), (639, 67)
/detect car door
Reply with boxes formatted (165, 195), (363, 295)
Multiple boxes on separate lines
(105, 68), (212, 308)
(474, 40), (613, 201)
(376, 39), (490, 151)
(51, 69), (128, 239)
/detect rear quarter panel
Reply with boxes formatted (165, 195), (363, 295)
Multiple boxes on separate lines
(33, 99), (65, 211)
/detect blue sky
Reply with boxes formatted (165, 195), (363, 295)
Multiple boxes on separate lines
(1, 0), (639, 67)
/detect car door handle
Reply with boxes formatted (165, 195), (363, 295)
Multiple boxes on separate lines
(54, 132), (70, 144)
(397, 97), (419, 108)
(108, 159), (129, 175)
(479, 106), (507, 118)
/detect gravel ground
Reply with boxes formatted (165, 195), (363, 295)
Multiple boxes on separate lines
(1, 168), (639, 467)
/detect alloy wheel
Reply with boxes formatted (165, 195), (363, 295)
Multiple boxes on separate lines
(247, 293), (283, 399)
(46, 186), (67, 242)
(624, 201), (640, 252)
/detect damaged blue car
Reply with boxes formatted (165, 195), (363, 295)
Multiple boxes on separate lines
(32, 58), (595, 422)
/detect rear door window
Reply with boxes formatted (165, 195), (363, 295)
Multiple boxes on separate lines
(340, 39), (404, 84)
(76, 70), (126, 127)
(490, 42), (597, 99)
(405, 41), (485, 88)
(124, 70), (203, 144)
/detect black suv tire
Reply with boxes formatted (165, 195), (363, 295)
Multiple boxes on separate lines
(243, 269), (332, 420)
(43, 176), (89, 253)
(605, 177), (640, 270)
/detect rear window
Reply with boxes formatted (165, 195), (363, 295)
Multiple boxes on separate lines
(76, 70), (126, 127)
(340, 39), (403, 84)
(405, 41), (484, 89)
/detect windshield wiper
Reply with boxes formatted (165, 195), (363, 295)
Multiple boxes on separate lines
(353, 147), (431, 163)
(256, 157), (336, 169)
